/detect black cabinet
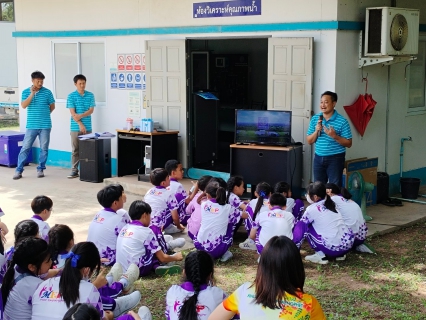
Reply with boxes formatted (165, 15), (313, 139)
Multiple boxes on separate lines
(230, 144), (303, 198)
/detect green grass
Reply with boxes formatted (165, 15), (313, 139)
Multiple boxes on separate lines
(129, 223), (426, 319)
(0, 119), (19, 131)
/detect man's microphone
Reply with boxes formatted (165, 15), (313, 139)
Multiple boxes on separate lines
(318, 115), (323, 136)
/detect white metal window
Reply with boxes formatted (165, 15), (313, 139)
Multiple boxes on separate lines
(407, 40), (426, 114)
(53, 42), (106, 103)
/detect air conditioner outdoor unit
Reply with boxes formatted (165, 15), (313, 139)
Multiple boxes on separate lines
(365, 7), (419, 56)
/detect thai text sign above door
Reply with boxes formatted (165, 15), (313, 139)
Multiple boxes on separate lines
(193, 0), (261, 18)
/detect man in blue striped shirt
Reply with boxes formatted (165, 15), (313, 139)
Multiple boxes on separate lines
(66, 74), (96, 178)
(307, 91), (352, 186)
(13, 71), (55, 180)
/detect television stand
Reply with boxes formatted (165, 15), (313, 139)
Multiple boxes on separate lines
(229, 143), (303, 198)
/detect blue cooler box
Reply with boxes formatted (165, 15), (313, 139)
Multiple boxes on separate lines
(0, 131), (33, 167)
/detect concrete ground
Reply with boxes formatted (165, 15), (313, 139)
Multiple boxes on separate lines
(2, 165), (426, 250)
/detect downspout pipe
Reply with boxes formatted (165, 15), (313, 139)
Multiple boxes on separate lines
(400, 136), (412, 179)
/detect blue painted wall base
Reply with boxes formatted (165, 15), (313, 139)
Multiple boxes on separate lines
(389, 167), (426, 196)
(31, 147), (117, 176)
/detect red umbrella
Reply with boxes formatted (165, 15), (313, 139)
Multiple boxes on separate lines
(344, 79), (376, 137)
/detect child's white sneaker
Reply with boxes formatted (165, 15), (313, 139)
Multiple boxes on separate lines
(164, 224), (181, 234)
(138, 306), (153, 320)
(305, 251), (328, 265)
(220, 250), (233, 262)
(113, 291), (141, 317)
(167, 238), (186, 250)
(120, 263), (140, 293)
(239, 238), (257, 251)
(107, 262), (123, 283)
(335, 254), (346, 261)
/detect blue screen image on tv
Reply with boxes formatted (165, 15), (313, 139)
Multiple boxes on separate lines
(235, 110), (292, 146)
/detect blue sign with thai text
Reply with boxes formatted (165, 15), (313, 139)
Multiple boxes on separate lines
(193, 0), (261, 18)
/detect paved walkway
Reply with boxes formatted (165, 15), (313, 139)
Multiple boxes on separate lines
(1, 165), (426, 250)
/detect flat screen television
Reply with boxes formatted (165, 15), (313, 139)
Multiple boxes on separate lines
(235, 109), (292, 146)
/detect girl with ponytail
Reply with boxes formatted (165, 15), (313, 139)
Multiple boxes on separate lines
(239, 182), (272, 251)
(194, 181), (242, 262)
(293, 181), (355, 264)
(31, 241), (143, 320)
(165, 251), (225, 320)
(1, 237), (51, 319)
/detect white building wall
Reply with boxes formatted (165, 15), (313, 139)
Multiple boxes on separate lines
(0, 22), (18, 87)
(15, 0), (338, 31)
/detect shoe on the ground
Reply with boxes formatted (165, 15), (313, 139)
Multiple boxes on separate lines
(138, 306), (153, 320)
(335, 254), (346, 261)
(356, 243), (376, 254)
(37, 170), (44, 178)
(163, 235), (173, 243)
(113, 291), (141, 318)
(305, 252), (329, 265)
(13, 172), (22, 180)
(239, 238), (257, 251)
(107, 262), (123, 283)
(164, 224), (182, 234)
(167, 238), (186, 250)
(120, 263), (139, 292)
(67, 171), (79, 179)
(155, 265), (182, 276)
(220, 250), (233, 262)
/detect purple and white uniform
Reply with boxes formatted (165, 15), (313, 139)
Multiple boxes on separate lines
(244, 198), (270, 233)
(144, 186), (179, 230)
(186, 192), (203, 239)
(252, 206), (295, 254)
(3, 267), (42, 320)
(116, 221), (162, 276)
(194, 199), (241, 259)
(87, 208), (130, 265)
(30, 215), (50, 242)
(168, 179), (190, 224)
(31, 277), (104, 320)
(285, 198), (305, 221)
(165, 282), (226, 320)
(227, 192), (243, 209)
(293, 200), (355, 257)
(331, 195), (368, 246)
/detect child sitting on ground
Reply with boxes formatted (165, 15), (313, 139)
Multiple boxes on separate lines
(239, 182), (272, 251)
(293, 182), (355, 264)
(250, 193), (294, 257)
(31, 242), (142, 319)
(49, 224), (140, 311)
(30, 195), (53, 241)
(194, 181), (242, 262)
(209, 236), (326, 319)
(116, 200), (184, 276)
(186, 175), (212, 240)
(326, 183), (374, 254)
(144, 168), (185, 235)
(165, 250), (226, 320)
(63, 303), (152, 320)
(87, 184), (130, 266)
(274, 181), (305, 221)
(225, 175), (247, 211)
(1, 237), (51, 319)
(0, 219), (40, 282)
(165, 160), (199, 231)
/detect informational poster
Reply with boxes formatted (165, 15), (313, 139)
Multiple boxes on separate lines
(118, 72), (126, 89)
(117, 54), (125, 70)
(126, 73), (134, 89)
(134, 72), (142, 89)
(112, 53), (145, 90)
(110, 72), (118, 89)
(128, 91), (141, 118)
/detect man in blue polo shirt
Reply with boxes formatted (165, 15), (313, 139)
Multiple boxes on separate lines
(307, 91), (352, 186)
(66, 74), (96, 178)
(13, 71), (55, 180)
